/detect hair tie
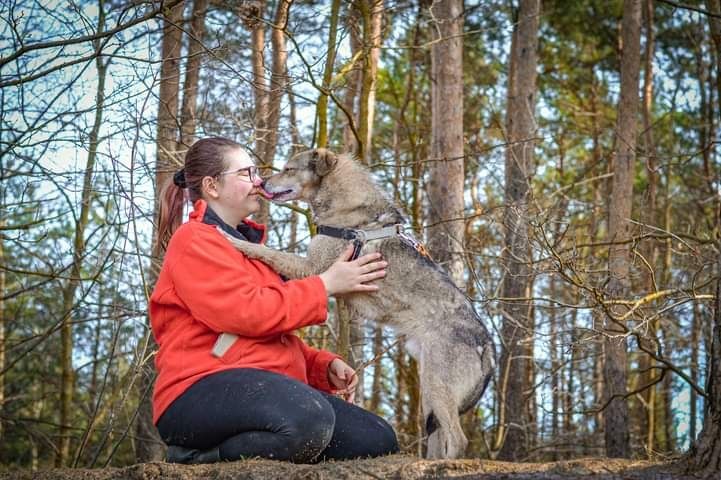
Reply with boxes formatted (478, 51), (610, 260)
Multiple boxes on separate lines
(173, 168), (187, 188)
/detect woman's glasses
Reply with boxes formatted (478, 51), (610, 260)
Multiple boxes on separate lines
(218, 166), (260, 183)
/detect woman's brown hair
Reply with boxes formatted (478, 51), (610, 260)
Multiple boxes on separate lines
(156, 137), (243, 252)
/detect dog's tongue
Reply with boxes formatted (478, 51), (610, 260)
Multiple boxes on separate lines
(257, 188), (274, 200)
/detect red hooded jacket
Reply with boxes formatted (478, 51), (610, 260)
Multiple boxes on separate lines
(150, 200), (339, 424)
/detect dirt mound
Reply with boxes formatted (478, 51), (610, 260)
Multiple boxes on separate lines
(0, 454), (697, 480)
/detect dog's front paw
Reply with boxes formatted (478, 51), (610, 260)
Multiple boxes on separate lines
(217, 227), (262, 258)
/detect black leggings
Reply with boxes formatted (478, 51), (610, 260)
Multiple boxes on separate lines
(157, 368), (399, 463)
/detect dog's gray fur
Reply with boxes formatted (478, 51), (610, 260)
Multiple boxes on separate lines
(222, 148), (496, 459)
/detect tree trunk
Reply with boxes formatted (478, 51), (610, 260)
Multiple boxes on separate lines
(588, 77), (605, 439)
(356, 0), (383, 164)
(317, 0), (341, 149)
(566, 306), (577, 437)
(426, 0), (466, 287)
(179, 0), (209, 147)
(136, 0), (185, 464)
(708, 0), (721, 250)
(690, 303), (701, 444)
(708, 0), (721, 126)
(334, 1), (370, 394)
(369, 327), (384, 412)
(659, 179), (675, 453)
(637, 0), (660, 456)
(57, 2), (108, 465)
(246, 0), (268, 159)
(550, 276), (559, 460)
(244, 0), (270, 224)
(603, 0), (641, 459)
(674, 3), (720, 459)
(681, 240), (721, 475)
(496, 0), (540, 461)
(342, 4), (362, 153)
(0, 217), (4, 443)
(262, 0), (291, 169)
(153, 1), (184, 198)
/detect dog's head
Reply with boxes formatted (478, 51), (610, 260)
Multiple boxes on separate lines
(261, 148), (338, 202)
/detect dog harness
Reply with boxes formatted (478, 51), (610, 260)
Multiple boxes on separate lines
(317, 223), (432, 261)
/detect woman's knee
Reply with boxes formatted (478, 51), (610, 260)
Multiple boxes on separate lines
(284, 392), (336, 462)
(370, 416), (400, 456)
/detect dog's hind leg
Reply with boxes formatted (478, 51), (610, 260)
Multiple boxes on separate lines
(421, 362), (467, 459)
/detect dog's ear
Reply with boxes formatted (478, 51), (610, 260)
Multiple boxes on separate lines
(312, 148), (338, 176)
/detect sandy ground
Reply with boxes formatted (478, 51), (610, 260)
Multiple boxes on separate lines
(0, 454), (706, 480)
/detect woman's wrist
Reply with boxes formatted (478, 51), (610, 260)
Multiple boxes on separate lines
(319, 272), (336, 296)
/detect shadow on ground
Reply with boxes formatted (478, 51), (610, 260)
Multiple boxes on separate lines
(1, 454), (707, 479)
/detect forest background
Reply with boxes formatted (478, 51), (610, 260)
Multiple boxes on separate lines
(1, 0), (721, 477)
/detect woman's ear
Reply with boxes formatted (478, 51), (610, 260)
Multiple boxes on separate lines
(201, 176), (220, 199)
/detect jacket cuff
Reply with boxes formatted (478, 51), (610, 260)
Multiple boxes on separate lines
(308, 349), (341, 392)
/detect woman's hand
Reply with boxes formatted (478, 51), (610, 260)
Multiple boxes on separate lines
(328, 358), (358, 403)
(319, 245), (387, 296)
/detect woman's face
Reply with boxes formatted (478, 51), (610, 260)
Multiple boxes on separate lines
(203, 148), (264, 225)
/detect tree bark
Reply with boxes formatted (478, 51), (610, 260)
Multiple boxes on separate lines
(603, 0), (641, 460)
(245, 0), (268, 160)
(690, 303), (701, 444)
(588, 77), (605, 438)
(637, 0), (660, 456)
(369, 327), (384, 412)
(427, 0), (466, 287)
(496, 0), (540, 461)
(0, 217), (4, 443)
(317, 0), (341, 149)
(708, 0), (721, 126)
(342, 4), (362, 153)
(356, 0), (383, 164)
(136, 0), (185, 464)
(262, 0), (291, 171)
(154, 1), (184, 200)
(244, 0), (270, 224)
(179, 0), (209, 147)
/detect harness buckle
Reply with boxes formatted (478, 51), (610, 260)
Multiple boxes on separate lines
(354, 229), (367, 243)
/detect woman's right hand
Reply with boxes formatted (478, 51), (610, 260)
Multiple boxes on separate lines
(319, 245), (387, 296)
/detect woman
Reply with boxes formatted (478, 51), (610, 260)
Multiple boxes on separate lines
(151, 137), (399, 464)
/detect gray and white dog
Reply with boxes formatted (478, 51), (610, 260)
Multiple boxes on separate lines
(222, 148), (495, 459)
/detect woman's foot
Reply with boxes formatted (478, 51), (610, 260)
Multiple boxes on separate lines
(165, 445), (221, 464)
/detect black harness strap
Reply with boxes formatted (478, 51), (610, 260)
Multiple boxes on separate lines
(317, 225), (365, 260)
(316, 225), (360, 241)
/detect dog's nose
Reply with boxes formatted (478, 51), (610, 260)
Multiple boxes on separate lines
(259, 179), (267, 189)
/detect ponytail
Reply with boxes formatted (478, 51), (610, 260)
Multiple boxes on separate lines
(156, 176), (186, 253)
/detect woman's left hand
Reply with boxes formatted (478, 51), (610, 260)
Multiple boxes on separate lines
(328, 358), (358, 403)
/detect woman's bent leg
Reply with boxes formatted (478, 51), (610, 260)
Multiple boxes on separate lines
(316, 392), (399, 461)
(157, 369), (335, 463)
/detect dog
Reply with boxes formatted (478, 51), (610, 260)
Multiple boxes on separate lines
(220, 148), (496, 459)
